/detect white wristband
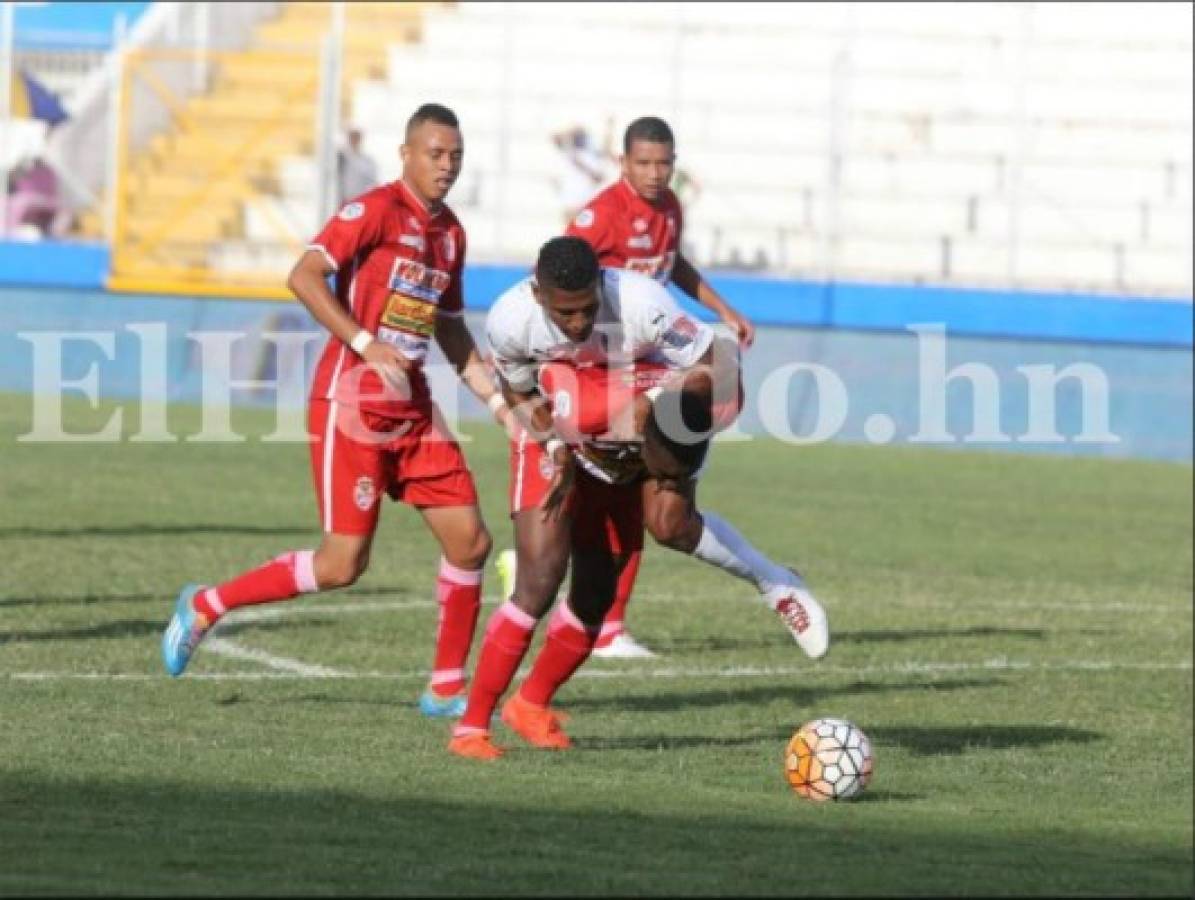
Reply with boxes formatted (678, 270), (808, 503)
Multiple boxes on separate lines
(545, 437), (565, 457)
(644, 386), (664, 402)
(349, 329), (374, 355)
(487, 393), (508, 415)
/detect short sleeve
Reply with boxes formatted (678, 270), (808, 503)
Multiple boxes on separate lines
(565, 201), (614, 259)
(485, 293), (538, 393)
(437, 226), (467, 317)
(624, 273), (714, 369)
(307, 196), (386, 271)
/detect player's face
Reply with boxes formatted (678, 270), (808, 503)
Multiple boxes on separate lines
(400, 122), (464, 205)
(533, 280), (601, 344)
(622, 139), (675, 203)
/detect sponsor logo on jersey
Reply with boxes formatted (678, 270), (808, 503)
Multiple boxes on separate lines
(407, 215), (422, 231)
(381, 292), (436, 337)
(389, 257), (451, 301)
(439, 233), (456, 263)
(626, 251), (676, 283)
(354, 476), (377, 510)
(627, 234), (653, 250)
(338, 202), (365, 221)
(377, 327), (429, 361)
(661, 315), (699, 349)
(632, 217), (648, 232)
(574, 209), (595, 228)
(538, 454), (555, 480)
(399, 234), (426, 251)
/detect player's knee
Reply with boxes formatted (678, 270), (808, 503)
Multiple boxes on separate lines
(316, 552), (367, 589)
(647, 510), (700, 553)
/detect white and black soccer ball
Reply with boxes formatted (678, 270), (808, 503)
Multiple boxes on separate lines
(785, 717), (874, 802)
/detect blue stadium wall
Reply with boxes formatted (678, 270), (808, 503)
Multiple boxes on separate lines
(3, 241), (1191, 347)
(1, 241), (1191, 462)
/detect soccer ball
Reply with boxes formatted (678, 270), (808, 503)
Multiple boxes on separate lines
(784, 717), (873, 802)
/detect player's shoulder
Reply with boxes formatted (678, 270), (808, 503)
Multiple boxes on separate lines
(332, 183), (398, 224)
(606, 266), (671, 306)
(434, 201), (466, 233)
(486, 275), (537, 340)
(660, 187), (683, 215)
(569, 181), (623, 231)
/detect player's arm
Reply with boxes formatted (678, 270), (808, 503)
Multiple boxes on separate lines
(434, 313), (513, 432)
(286, 249), (412, 387)
(671, 253), (756, 348)
(497, 373), (574, 522)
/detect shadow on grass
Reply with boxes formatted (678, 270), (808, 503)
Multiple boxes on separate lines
(0, 584), (418, 609)
(873, 724), (1101, 756)
(834, 626), (1046, 643)
(0, 771), (1187, 896)
(564, 677), (1000, 714)
(0, 524), (318, 540)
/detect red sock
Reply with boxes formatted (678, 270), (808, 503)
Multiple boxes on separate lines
(429, 557), (482, 696)
(519, 600), (599, 707)
(194, 550), (318, 620)
(596, 549), (641, 648)
(455, 601), (538, 735)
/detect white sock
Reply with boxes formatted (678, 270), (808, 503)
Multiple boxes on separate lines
(692, 511), (802, 602)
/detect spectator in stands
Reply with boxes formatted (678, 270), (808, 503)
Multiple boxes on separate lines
(337, 126), (379, 204)
(551, 122), (614, 229)
(4, 156), (65, 240)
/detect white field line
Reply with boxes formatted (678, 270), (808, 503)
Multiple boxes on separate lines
(7, 657), (1191, 683)
(213, 594), (1189, 618)
(203, 636), (348, 677)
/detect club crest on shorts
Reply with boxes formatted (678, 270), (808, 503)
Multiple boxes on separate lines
(354, 476), (377, 510)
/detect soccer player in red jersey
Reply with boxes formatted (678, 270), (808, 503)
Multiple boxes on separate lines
(447, 237), (827, 760)
(549, 116), (756, 658)
(162, 104), (512, 718)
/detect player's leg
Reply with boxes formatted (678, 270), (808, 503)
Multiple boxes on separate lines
(162, 398), (382, 677)
(390, 411), (492, 717)
(449, 435), (573, 758)
(502, 477), (633, 747)
(642, 476), (829, 659)
(592, 547), (656, 658)
(416, 503), (490, 716)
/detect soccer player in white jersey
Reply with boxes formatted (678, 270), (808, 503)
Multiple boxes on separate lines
(446, 236), (828, 759)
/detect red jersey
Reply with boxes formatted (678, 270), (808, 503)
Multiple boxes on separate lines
(565, 178), (683, 285)
(539, 361), (670, 485)
(307, 180), (466, 419)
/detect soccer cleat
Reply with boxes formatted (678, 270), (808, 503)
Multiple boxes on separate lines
(592, 631), (658, 659)
(447, 731), (505, 760)
(769, 575), (830, 660)
(161, 583), (212, 677)
(500, 691), (573, 750)
(495, 548), (517, 602)
(419, 688), (468, 718)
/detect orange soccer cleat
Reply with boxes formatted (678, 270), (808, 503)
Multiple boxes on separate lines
(500, 692), (573, 750)
(447, 731), (505, 760)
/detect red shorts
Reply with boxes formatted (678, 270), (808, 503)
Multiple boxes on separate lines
(308, 399), (478, 535)
(508, 429), (644, 555)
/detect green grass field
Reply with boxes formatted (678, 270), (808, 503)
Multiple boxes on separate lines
(1, 391), (1191, 896)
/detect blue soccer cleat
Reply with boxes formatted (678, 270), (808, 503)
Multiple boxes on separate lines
(419, 688), (468, 718)
(162, 583), (212, 677)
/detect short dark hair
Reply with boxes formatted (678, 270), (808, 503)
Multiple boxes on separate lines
(406, 103), (459, 139)
(623, 116), (675, 154)
(644, 387), (712, 474)
(535, 236), (599, 291)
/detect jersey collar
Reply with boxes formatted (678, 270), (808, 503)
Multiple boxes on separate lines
(395, 178), (446, 220)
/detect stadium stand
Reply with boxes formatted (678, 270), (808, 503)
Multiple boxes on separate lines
(28, 1), (1194, 297)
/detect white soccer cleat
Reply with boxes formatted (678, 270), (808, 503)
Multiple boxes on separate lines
(768, 576), (829, 660)
(592, 632), (658, 659)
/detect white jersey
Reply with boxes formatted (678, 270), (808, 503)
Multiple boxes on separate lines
(485, 267), (714, 393)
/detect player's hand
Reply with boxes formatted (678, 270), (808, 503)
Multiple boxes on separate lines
(362, 341), (414, 398)
(540, 444), (575, 523)
(722, 309), (755, 348)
